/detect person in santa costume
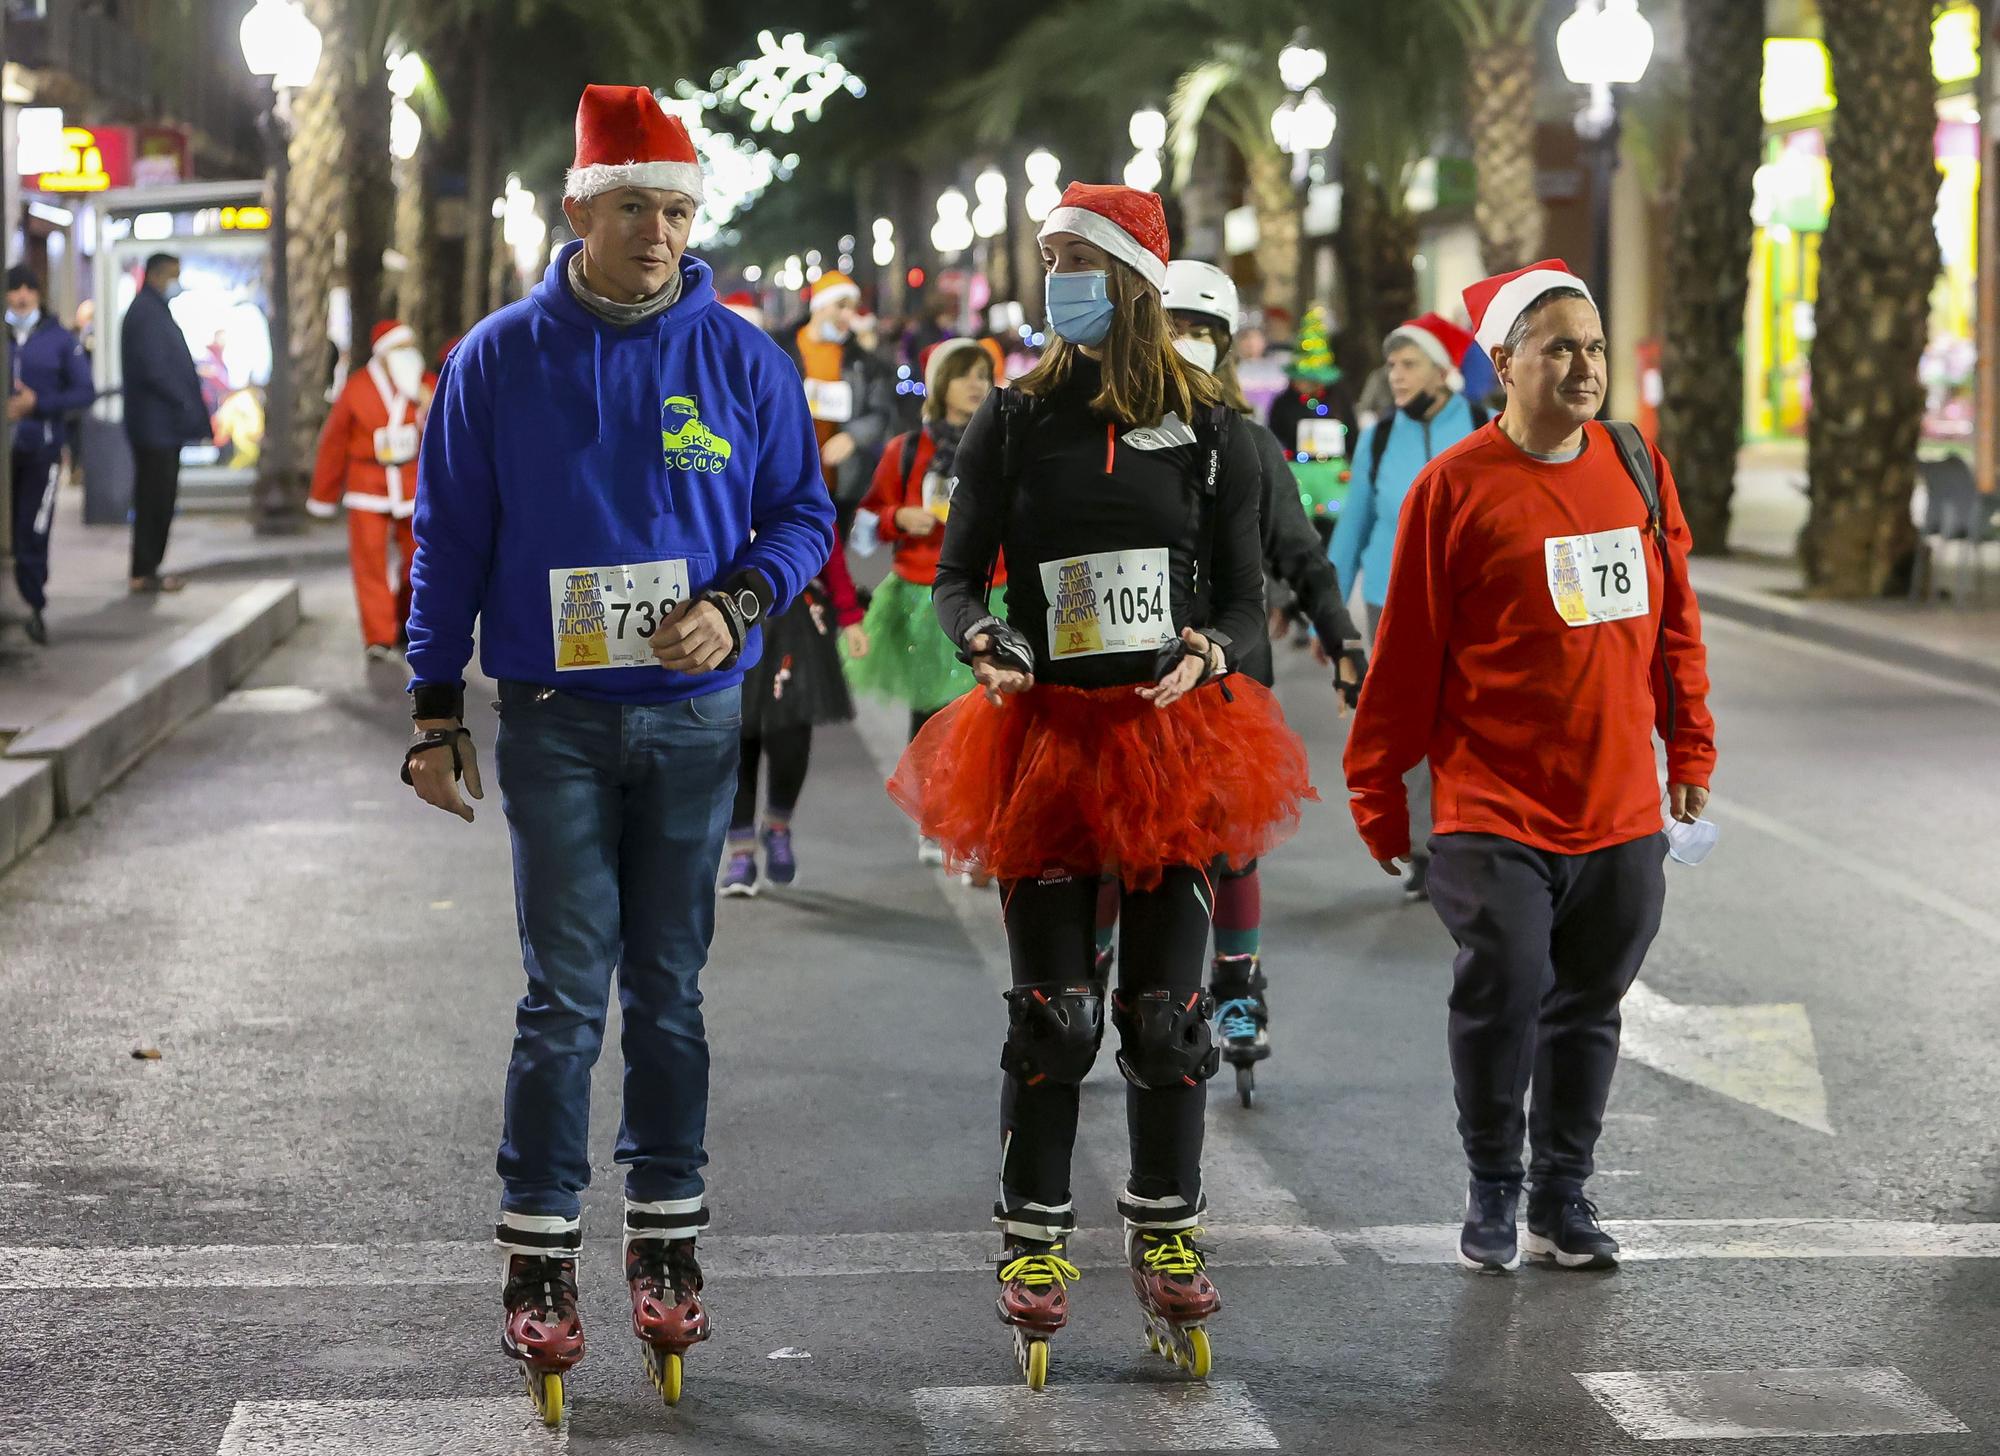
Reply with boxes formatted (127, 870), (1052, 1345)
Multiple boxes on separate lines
(776, 269), (895, 538)
(308, 319), (433, 660)
(399, 83), (833, 1421)
(1328, 311), (1491, 900)
(889, 182), (1314, 1387)
(1343, 260), (1716, 1276)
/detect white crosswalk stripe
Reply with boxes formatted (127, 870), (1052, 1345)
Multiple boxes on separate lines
(910, 1379), (1280, 1454)
(1576, 1367), (1969, 1440)
(216, 1398), (567, 1454)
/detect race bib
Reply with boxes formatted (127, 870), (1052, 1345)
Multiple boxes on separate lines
(373, 423), (419, 465)
(922, 467), (954, 521)
(1295, 418), (1346, 459)
(548, 558), (692, 671)
(1040, 548), (1173, 660)
(1545, 526), (1649, 627)
(803, 377), (854, 424)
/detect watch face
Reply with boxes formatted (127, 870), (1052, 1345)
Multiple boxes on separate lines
(737, 590), (761, 621)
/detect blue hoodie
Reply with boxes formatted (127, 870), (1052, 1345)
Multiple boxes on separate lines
(405, 241), (834, 703)
(1328, 392), (1483, 609)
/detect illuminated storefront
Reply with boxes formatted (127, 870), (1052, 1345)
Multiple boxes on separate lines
(1746, 3), (1982, 442)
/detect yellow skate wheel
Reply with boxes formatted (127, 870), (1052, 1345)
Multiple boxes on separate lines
(529, 1370), (563, 1427)
(658, 1351), (683, 1407)
(1184, 1326), (1211, 1379)
(1023, 1338), (1049, 1392)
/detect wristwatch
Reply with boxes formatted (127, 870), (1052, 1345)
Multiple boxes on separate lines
(727, 585), (763, 628)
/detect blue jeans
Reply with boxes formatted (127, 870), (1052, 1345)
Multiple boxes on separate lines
(493, 679), (742, 1219)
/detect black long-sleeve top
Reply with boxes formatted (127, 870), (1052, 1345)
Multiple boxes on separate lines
(1241, 418), (1360, 687)
(932, 358), (1267, 689)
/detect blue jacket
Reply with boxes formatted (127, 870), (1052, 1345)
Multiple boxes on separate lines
(405, 242), (835, 704)
(119, 284), (209, 450)
(1328, 393), (1485, 608)
(9, 315), (94, 454)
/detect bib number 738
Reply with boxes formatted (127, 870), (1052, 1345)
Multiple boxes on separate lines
(1544, 526), (1649, 628)
(549, 559), (693, 670)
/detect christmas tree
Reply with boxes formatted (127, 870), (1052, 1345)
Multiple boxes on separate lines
(1289, 306), (1339, 387)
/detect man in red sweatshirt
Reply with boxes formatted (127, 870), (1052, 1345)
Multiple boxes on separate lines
(1342, 260), (1715, 1274)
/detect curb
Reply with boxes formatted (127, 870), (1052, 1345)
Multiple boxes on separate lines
(2, 580), (302, 856)
(1695, 578), (2000, 695)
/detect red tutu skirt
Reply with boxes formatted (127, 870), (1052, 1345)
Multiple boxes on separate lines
(886, 678), (1317, 890)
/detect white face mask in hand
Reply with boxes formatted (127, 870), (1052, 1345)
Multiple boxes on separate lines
(1662, 791), (1718, 866)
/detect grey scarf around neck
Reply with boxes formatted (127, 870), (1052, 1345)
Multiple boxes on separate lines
(567, 249), (683, 326)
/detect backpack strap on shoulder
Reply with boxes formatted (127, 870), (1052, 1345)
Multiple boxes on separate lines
(1602, 419), (1675, 739)
(1368, 417), (1394, 480)
(898, 430), (921, 493)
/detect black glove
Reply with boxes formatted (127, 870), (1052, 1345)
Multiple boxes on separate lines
(401, 725), (473, 784)
(1152, 631), (1227, 686)
(1335, 646), (1368, 709)
(958, 616), (1035, 676)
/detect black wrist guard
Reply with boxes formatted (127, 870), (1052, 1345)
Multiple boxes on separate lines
(699, 589), (750, 671)
(410, 680), (465, 722)
(401, 726), (471, 785)
(1336, 646), (1368, 709)
(958, 616), (1035, 676)
(1153, 634), (1227, 687)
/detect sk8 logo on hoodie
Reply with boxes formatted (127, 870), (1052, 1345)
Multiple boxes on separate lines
(661, 394), (734, 474)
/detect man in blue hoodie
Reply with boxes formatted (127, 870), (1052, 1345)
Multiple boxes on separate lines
(400, 85), (833, 1398)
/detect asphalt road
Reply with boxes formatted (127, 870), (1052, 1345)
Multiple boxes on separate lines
(3, 571), (1997, 1455)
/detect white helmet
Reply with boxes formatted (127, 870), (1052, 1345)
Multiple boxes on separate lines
(1162, 259), (1238, 336)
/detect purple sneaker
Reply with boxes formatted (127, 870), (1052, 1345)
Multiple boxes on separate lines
(761, 824), (797, 886)
(720, 845), (759, 898)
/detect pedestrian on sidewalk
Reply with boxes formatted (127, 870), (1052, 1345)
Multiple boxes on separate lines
(6, 266), (95, 644)
(118, 252), (209, 594)
(398, 83), (833, 1419)
(1329, 312), (1490, 901)
(307, 319), (433, 662)
(890, 183), (1315, 1387)
(1343, 260), (1717, 1275)
(776, 269), (895, 539)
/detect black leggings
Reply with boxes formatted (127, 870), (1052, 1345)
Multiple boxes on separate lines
(996, 867), (1213, 1241)
(732, 725), (812, 830)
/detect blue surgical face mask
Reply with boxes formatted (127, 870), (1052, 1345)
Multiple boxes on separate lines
(161, 281), (185, 302)
(1045, 270), (1114, 347)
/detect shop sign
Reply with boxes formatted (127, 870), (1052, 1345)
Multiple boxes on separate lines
(133, 126), (193, 187)
(1763, 5), (1981, 126)
(29, 125), (130, 192)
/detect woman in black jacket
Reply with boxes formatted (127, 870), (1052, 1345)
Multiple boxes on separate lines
(889, 184), (1313, 1389)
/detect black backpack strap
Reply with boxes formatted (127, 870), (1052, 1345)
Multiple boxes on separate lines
(1367, 417), (1394, 480)
(982, 387), (1036, 607)
(1187, 404), (1234, 622)
(1602, 419), (1676, 740)
(1467, 398), (1490, 429)
(898, 431), (921, 494)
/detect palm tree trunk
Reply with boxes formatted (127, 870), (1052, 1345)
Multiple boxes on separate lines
(1333, 157), (1419, 389)
(460, 31), (494, 333)
(391, 146), (439, 352)
(1244, 145), (1299, 324)
(1657, 0), (1763, 556)
(1465, 40), (1544, 273)
(1800, 0), (1942, 596)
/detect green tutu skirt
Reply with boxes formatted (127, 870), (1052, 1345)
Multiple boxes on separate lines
(845, 573), (1007, 713)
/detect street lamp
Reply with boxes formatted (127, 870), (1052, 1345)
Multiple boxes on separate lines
(1558, 0), (1655, 325)
(1024, 149), (1063, 223)
(932, 188), (974, 255)
(239, 0), (323, 534)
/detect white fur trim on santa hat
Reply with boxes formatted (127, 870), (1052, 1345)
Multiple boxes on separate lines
(1039, 205), (1168, 291)
(1385, 323), (1452, 373)
(1474, 268), (1594, 354)
(564, 161), (705, 204)
(809, 279), (861, 312)
(371, 323), (416, 357)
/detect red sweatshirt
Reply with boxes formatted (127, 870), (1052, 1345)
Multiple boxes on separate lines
(817, 532), (864, 627)
(861, 429), (1008, 588)
(1343, 421), (1715, 861)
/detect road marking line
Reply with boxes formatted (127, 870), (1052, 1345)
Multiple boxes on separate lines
(1705, 612), (2000, 709)
(1714, 797), (2000, 950)
(216, 1398), (567, 1454)
(1622, 980), (1834, 1135)
(0, 1225), (1344, 1291)
(910, 1379), (1280, 1454)
(1349, 1218), (2000, 1264)
(1576, 1367), (1969, 1440)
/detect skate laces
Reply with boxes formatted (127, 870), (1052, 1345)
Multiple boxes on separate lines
(1138, 1229), (1208, 1277)
(505, 1257), (577, 1316)
(999, 1246), (1081, 1289)
(632, 1241), (703, 1300)
(1214, 998), (1261, 1042)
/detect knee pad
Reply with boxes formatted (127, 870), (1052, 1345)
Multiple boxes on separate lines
(1113, 987), (1219, 1090)
(1001, 981), (1105, 1086)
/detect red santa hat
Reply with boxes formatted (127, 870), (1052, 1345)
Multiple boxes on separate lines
(565, 85), (704, 204)
(1384, 312), (1475, 373)
(370, 319), (415, 357)
(1464, 259), (1594, 356)
(720, 290), (758, 310)
(808, 271), (861, 312)
(1038, 182), (1170, 292)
